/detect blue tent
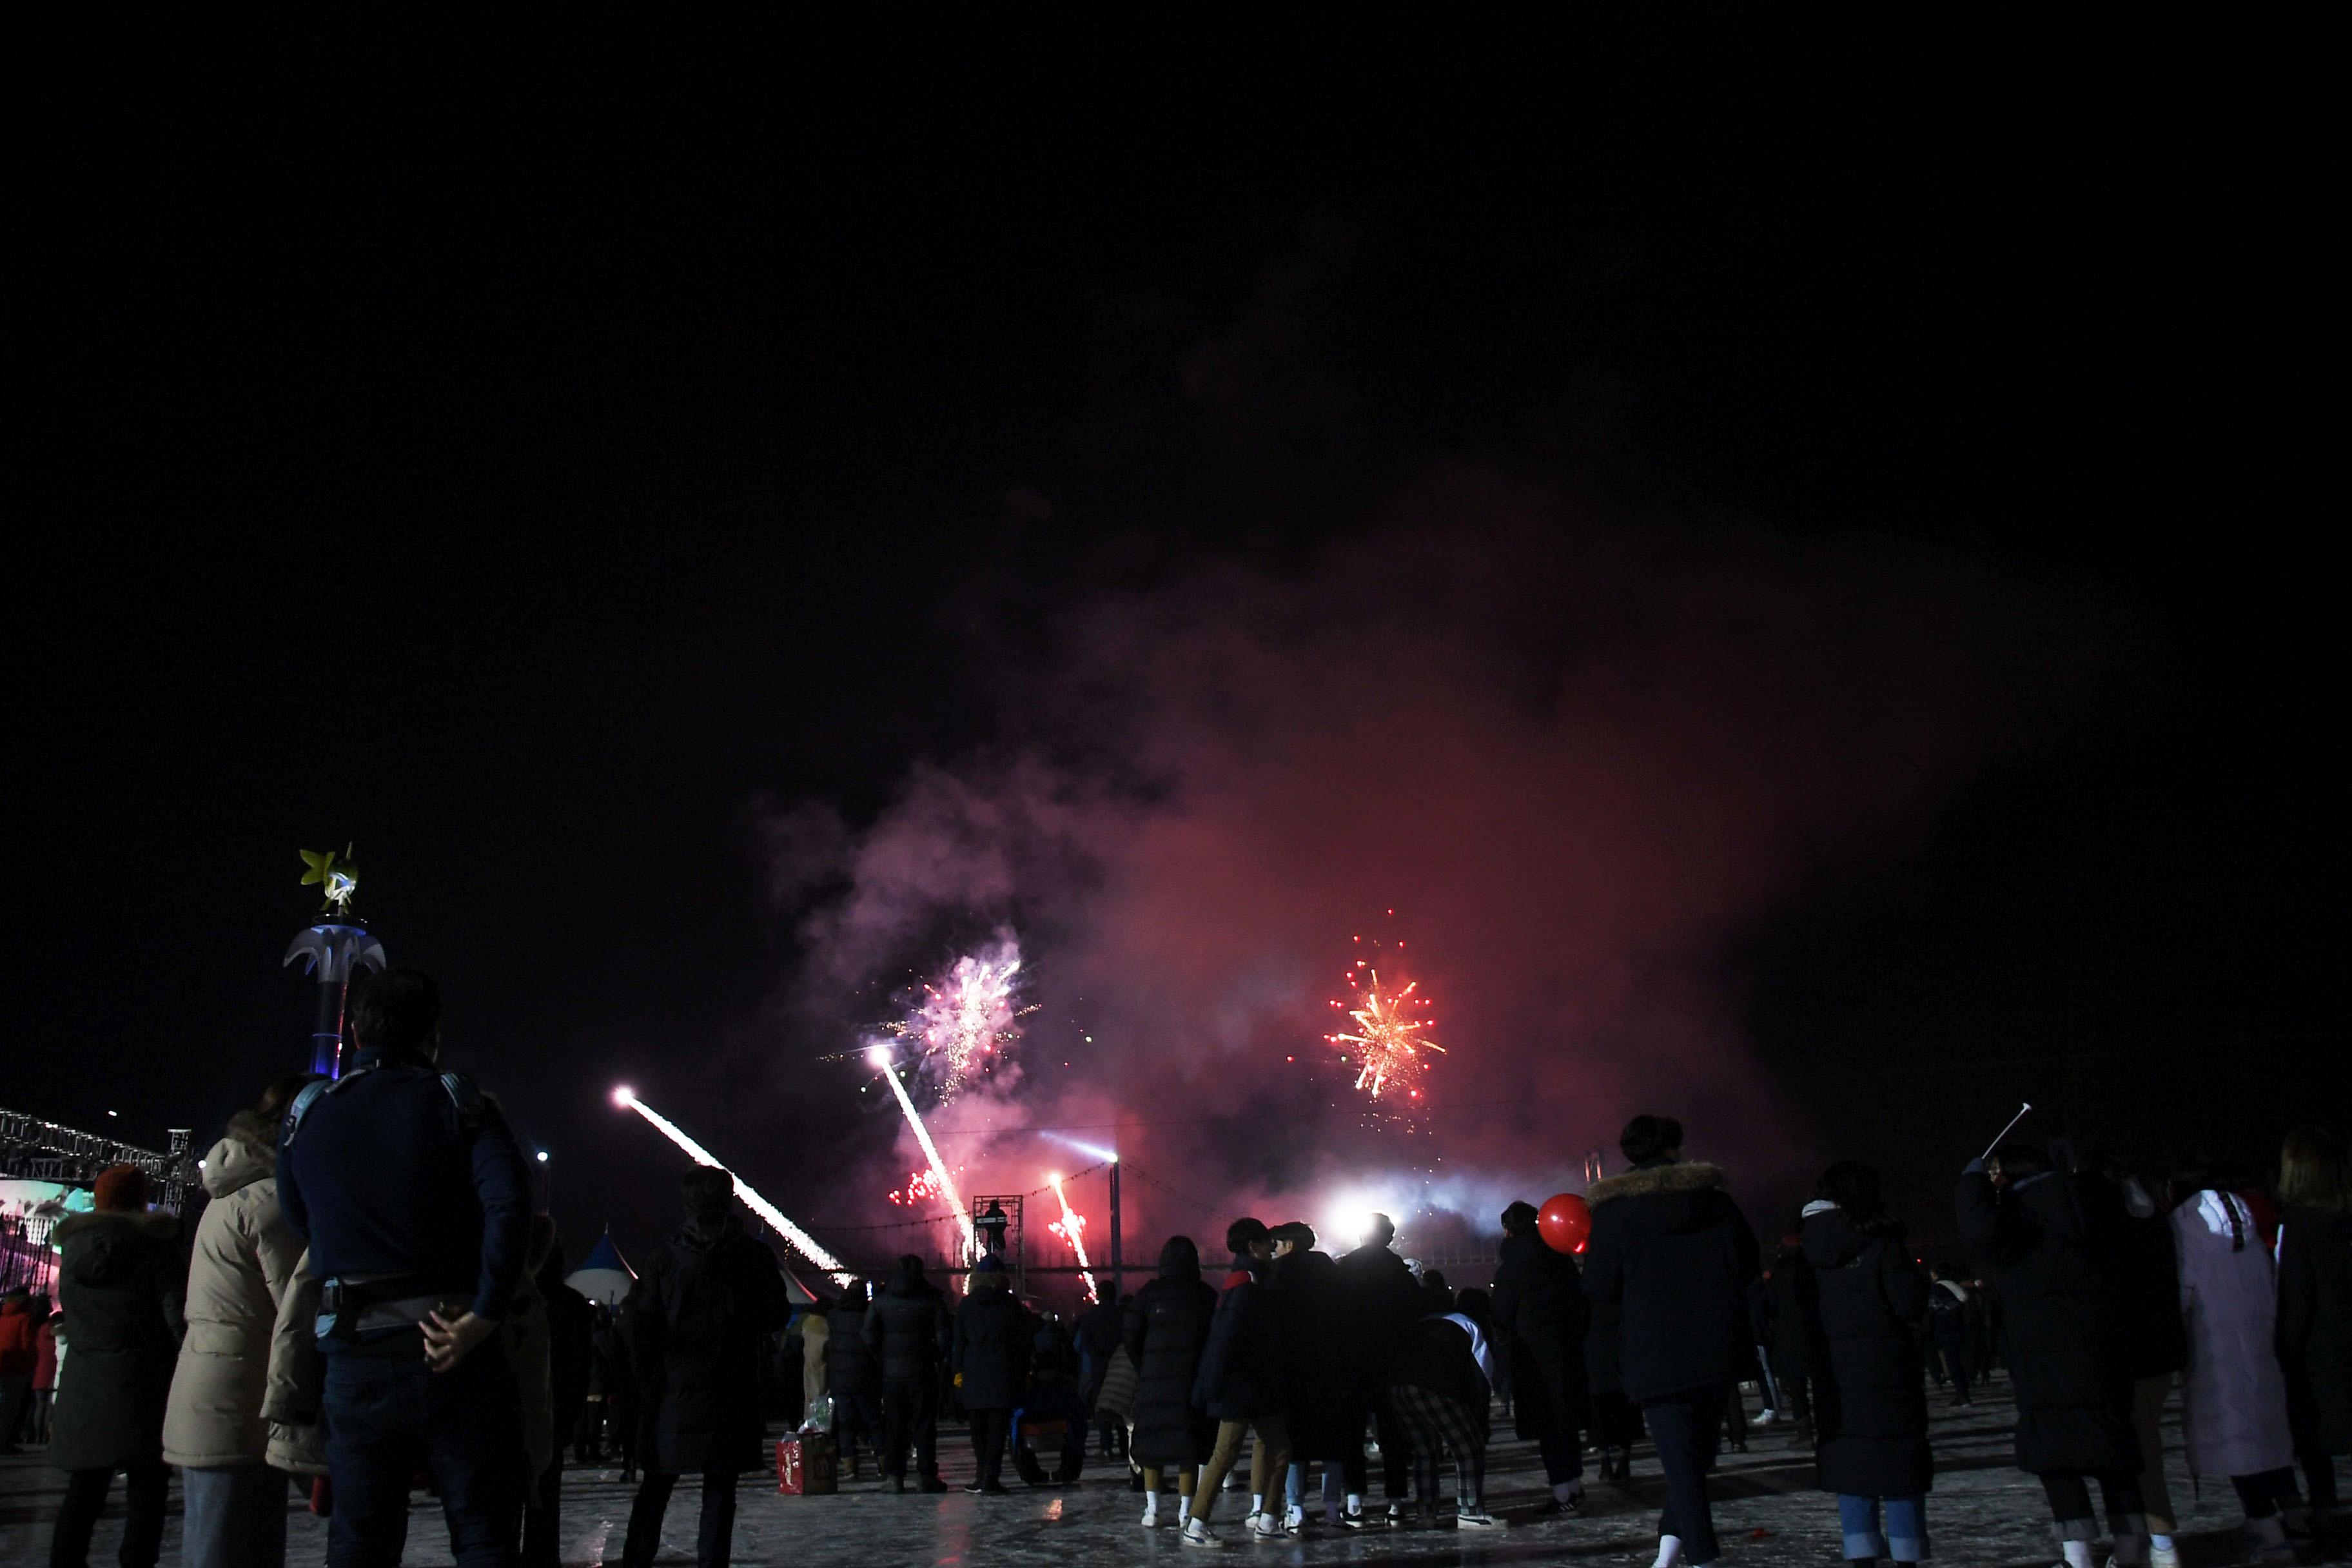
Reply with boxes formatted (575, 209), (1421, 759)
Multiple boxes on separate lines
(565, 1227), (636, 1305)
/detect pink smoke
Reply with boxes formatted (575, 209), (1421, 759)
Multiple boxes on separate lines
(770, 475), (2115, 1262)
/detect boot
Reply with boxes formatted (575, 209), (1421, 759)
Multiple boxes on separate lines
(2245, 1514), (2294, 1563)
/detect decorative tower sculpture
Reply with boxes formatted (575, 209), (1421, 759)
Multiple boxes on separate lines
(282, 845), (387, 1077)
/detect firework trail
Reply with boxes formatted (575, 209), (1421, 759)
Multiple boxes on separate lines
(868, 1045), (977, 1269)
(1327, 966), (1444, 1100)
(1046, 1172), (1099, 1304)
(611, 1087), (851, 1283)
(876, 941), (1035, 1103)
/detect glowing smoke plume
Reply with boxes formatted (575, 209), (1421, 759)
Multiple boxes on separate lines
(611, 1087), (850, 1283)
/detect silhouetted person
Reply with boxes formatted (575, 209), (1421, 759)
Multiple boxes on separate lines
(863, 1255), (951, 1492)
(48, 1164), (183, 1568)
(277, 966), (533, 1568)
(620, 1166), (792, 1568)
(1957, 1141), (2149, 1568)
(1583, 1114), (1761, 1568)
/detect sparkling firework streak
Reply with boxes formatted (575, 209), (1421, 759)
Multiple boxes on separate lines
(610, 1088), (851, 1284)
(1326, 967), (1444, 1099)
(876, 946), (1037, 1103)
(1046, 1173), (1099, 1304)
(888, 1166), (957, 1207)
(868, 1046), (977, 1266)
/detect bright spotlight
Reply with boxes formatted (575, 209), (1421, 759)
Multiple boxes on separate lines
(864, 1044), (893, 1069)
(611, 1086), (636, 1108)
(535, 1151), (550, 1164)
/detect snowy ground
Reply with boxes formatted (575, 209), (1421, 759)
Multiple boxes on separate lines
(5, 1377), (2343, 1565)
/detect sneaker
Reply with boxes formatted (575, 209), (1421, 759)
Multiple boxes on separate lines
(1245, 1511), (1288, 1538)
(1457, 1507), (1503, 1529)
(1282, 1504), (1306, 1531)
(981, 1481), (1011, 1495)
(1142, 1503), (1162, 1529)
(961, 1480), (986, 1494)
(1181, 1518), (1224, 1549)
(1336, 1508), (1369, 1529)
(1387, 1501), (1406, 1525)
(918, 1476), (948, 1493)
(2148, 1549), (2180, 1568)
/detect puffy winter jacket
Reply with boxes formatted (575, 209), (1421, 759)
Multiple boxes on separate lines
(952, 1273), (1031, 1409)
(1122, 1237), (1218, 1465)
(862, 1260), (952, 1384)
(50, 1208), (184, 1471)
(2173, 1189), (2294, 1477)
(1801, 1202), (1932, 1498)
(164, 1115), (308, 1467)
(1955, 1165), (2139, 1475)
(1582, 1160), (1761, 1404)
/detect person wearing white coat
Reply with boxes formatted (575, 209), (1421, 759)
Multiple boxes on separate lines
(2171, 1183), (2300, 1563)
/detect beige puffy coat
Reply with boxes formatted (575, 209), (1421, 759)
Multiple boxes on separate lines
(161, 1115), (307, 1468)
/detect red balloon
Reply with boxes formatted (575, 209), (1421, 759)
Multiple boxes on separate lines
(1538, 1192), (1591, 1255)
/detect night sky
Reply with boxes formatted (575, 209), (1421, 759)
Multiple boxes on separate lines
(14, 15), (2340, 1279)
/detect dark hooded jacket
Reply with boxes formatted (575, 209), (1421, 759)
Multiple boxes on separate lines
(1767, 1241), (1814, 1384)
(1194, 1253), (1286, 1421)
(1335, 1240), (1424, 1400)
(1269, 1247), (1353, 1460)
(48, 1208), (186, 1471)
(826, 1292), (882, 1401)
(629, 1213), (793, 1473)
(863, 1258), (952, 1385)
(952, 1271), (1031, 1410)
(1801, 1202), (1932, 1497)
(1122, 1238), (1218, 1465)
(2277, 1203), (2352, 1455)
(1581, 1160), (1761, 1404)
(1491, 1230), (1591, 1441)
(1955, 1165), (2139, 1475)
(1073, 1293), (1124, 1409)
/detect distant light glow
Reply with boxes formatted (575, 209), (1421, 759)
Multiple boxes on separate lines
(611, 1085), (636, 1108)
(536, 1151), (550, 1163)
(1041, 1130), (1119, 1165)
(613, 1091), (850, 1284)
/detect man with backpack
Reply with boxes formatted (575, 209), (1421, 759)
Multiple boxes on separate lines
(277, 967), (534, 1568)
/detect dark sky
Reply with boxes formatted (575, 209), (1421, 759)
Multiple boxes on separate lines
(14, 15), (2340, 1277)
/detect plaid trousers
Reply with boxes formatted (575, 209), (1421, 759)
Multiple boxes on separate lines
(1386, 1382), (1488, 1506)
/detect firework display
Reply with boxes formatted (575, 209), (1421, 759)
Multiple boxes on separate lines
(869, 1044), (978, 1264)
(875, 945), (1035, 1104)
(611, 1087), (852, 1282)
(1046, 1171), (1099, 1303)
(1327, 964), (1444, 1100)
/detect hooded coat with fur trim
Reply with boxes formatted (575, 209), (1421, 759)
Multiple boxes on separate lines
(1580, 1160), (1761, 1404)
(50, 1206), (184, 1471)
(163, 1114), (308, 1467)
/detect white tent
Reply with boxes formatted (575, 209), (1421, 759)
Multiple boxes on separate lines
(565, 1228), (635, 1306)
